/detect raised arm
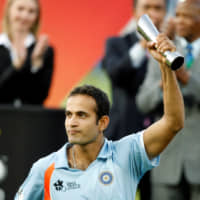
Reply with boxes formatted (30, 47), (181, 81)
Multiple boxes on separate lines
(143, 33), (185, 159)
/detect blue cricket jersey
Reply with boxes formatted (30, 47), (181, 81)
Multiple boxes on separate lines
(14, 131), (159, 200)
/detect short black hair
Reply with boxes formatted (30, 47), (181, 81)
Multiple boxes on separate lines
(68, 85), (110, 120)
(133, 0), (168, 8)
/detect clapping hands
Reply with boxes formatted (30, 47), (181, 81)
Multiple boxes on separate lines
(31, 34), (49, 69)
(12, 34), (49, 71)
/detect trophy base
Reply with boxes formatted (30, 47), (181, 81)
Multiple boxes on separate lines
(170, 56), (184, 70)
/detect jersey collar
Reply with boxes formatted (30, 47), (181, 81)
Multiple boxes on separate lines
(54, 138), (113, 169)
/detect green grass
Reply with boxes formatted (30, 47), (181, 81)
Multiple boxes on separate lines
(135, 190), (140, 200)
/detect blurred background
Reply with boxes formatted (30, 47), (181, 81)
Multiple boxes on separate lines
(0, 0), (134, 108)
(0, 0), (178, 199)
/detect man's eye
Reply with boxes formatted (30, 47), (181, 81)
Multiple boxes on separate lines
(17, 6), (24, 11)
(29, 9), (37, 15)
(66, 112), (72, 117)
(79, 113), (86, 118)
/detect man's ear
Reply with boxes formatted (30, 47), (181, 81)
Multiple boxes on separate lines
(98, 115), (110, 132)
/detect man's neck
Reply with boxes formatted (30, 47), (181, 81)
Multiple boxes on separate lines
(10, 30), (29, 44)
(68, 135), (105, 170)
(185, 34), (200, 43)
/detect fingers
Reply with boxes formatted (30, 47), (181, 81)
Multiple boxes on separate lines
(36, 35), (49, 51)
(146, 33), (176, 64)
(146, 41), (156, 49)
(156, 33), (176, 53)
(156, 39), (170, 54)
(13, 45), (27, 70)
(32, 34), (49, 58)
(140, 38), (148, 48)
(147, 44), (165, 63)
(38, 35), (49, 47)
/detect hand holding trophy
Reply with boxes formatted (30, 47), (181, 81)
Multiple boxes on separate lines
(137, 14), (184, 70)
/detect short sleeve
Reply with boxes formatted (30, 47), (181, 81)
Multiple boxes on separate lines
(131, 131), (160, 179)
(114, 131), (160, 180)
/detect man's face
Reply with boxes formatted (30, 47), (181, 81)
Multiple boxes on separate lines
(135, 0), (166, 30)
(175, 3), (200, 41)
(65, 94), (102, 145)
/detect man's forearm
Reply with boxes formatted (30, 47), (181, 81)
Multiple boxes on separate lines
(161, 63), (184, 132)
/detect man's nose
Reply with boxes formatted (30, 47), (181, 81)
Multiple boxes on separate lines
(68, 116), (79, 127)
(148, 10), (160, 27)
(21, 10), (30, 19)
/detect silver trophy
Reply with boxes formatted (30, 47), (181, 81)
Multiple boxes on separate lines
(137, 14), (184, 70)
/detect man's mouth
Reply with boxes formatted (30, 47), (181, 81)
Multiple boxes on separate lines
(68, 130), (80, 135)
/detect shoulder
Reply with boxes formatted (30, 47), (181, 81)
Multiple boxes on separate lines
(0, 33), (9, 53)
(31, 143), (66, 174)
(31, 151), (57, 175)
(106, 32), (132, 43)
(32, 143), (67, 174)
(14, 150), (61, 200)
(110, 131), (144, 154)
(105, 32), (138, 48)
(115, 131), (143, 145)
(108, 131), (156, 171)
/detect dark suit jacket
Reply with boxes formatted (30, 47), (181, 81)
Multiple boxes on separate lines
(0, 43), (54, 105)
(102, 32), (148, 140)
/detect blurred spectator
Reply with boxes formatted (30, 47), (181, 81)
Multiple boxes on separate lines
(120, 0), (179, 36)
(136, 0), (200, 199)
(101, 0), (167, 200)
(101, 0), (167, 145)
(0, 0), (54, 106)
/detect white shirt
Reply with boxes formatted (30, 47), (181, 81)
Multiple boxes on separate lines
(178, 36), (200, 59)
(129, 32), (147, 68)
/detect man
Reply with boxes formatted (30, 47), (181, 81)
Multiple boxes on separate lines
(136, 0), (200, 199)
(14, 34), (184, 200)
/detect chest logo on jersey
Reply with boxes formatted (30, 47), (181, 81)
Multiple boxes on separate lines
(53, 179), (80, 192)
(99, 171), (113, 185)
